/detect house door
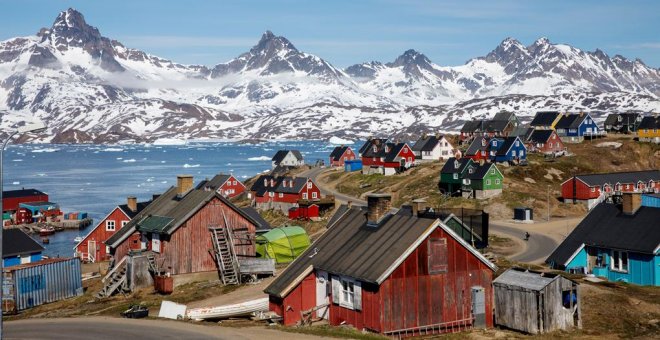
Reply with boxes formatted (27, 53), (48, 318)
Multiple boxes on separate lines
(152, 233), (161, 253)
(316, 270), (330, 319)
(88, 240), (96, 261)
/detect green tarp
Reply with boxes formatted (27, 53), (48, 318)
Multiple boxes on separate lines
(256, 226), (310, 264)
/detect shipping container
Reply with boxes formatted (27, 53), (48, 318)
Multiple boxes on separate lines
(79, 212), (88, 219)
(344, 160), (363, 172)
(2, 258), (83, 314)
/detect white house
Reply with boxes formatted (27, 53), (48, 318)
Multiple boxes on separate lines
(411, 134), (455, 162)
(271, 150), (305, 168)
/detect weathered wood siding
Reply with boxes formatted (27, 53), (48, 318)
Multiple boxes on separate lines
(494, 276), (581, 334)
(159, 197), (256, 275)
(113, 231), (142, 261)
(270, 272), (317, 326)
(327, 227), (494, 335)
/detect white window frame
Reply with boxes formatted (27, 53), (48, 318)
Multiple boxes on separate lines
(610, 250), (628, 273)
(106, 220), (116, 231)
(278, 192), (283, 198)
(490, 169), (495, 175)
(495, 179), (501, 185)
(312, 192), (318, 199)
(486, 179), (491, 185)
(302, 193), (308, 200)
(307, 182), (313, 189)
(339, 278), (355, 309)
(453, 173), (459, 180)
(122, 221), (128, 228)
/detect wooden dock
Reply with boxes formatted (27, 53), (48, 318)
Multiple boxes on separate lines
(5, 218), (93, 234)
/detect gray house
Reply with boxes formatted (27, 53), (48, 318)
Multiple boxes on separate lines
(493, 268), (581, 334)
(271, 150), (305, 168)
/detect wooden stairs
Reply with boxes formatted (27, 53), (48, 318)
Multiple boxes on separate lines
(97, 256), (129, 298)
(209, 209), (240, 285)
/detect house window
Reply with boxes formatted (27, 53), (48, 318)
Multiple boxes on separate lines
(515, 140), (520, 146)
(495, 179), (501, 185)
(468, 168), (474, 174)
(403, 147), (408, 153)
(591, 187), (595, 193)
(302, 193), (308, 200)
(453, 173), (459, 180)
(493, 141), (497, 146)
(428, 238), (448, 274)
(611, 250), (628, 272)
(548, 142), (552, 148)
(106, 220), (116, 231)
(312, 192), (318, 199)
(340, 278), (355, 308)
(233, 180), (237, 185)
(307, 182), (313, 189)
(512, 150), (517, 157)
(486, 179), (491, 185)
(122, 221), (128, 228)
(269, 192), (274, 197)
(278, 193), (283, 198)
(490, 169), (495, 175)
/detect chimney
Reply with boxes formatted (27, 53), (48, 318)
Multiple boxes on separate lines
(127, 196), (137, 212)
(622, 192), (642, 215)
(177, 175), (194, 197)
(412, 198), (427, 216)
(367, 193), (392, 226)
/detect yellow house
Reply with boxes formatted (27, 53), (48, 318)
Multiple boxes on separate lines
(638, 115), (660, 143)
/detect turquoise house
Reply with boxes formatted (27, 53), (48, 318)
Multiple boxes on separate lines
(546, 193), (660, 286)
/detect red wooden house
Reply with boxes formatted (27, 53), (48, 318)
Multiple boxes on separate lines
(249, 175), (322, 212)
(105, 175), (262, 275)
(74, 196), (150, 262)
(464, 137), (490, 162)
(207, 173), (246, 198)
(265, 194), (497, 337)
(2, 189), (48, 213)
(561, 170), (660, 209)
(360, 139), (416, 176)
(526, 130), (565, 155)
(329, 146), (356, 167)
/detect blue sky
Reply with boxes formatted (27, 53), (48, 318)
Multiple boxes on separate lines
(2, 0), (659, 68)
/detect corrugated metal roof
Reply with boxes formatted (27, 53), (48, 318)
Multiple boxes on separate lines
(137, 215), (175, 233)
(493, 268), (556, 290)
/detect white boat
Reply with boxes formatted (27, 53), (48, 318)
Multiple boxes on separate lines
(186, 297), (268, 321)
(74, 236), (83, 243)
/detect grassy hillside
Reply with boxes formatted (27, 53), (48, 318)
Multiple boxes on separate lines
(319, 135), (660, 220)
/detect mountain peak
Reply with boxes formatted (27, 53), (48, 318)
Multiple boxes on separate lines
(53, 8), (87, 30)
(252, 30), (297, 55)
(388, 49), (432, 68)
(532, 37), (551, 47)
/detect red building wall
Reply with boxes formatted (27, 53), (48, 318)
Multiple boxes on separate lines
(253, 180), (322, 204)
(328, 227), (494, 335)
(361, 156), (383, 167)
(561, 178), (600, 200)
(3, 194), (49, 212)
(76, 208), (131, 261)
(270, 273), (317, 326)
(218, 176), (246, 198)
(113, 231), (142, 261)
(156, 197), (257, 275)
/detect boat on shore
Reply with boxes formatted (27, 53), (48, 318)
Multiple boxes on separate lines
(39, 226), (55, 236)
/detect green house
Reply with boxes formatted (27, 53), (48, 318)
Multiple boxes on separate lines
(439, 157), (474, 195)
(462, 163), (503, 199)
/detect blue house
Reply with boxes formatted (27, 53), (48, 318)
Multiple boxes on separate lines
(490, 136), (527, 164)
(3, 229), (44, 267)
(546, 192), (660, 286)
(555, 113), (600, 143)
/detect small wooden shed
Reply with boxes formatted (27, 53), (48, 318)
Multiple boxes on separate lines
(493, 268), (581, 334)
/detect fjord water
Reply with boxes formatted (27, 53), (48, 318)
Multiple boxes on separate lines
(4, 141), (333, 257)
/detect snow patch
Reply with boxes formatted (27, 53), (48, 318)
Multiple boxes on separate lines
(329, 136), (354, 145)
(248, 156), (271, 161)
(183, 163), (200, 168)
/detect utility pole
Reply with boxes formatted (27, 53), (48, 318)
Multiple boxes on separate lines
(547, 185), (550, 222)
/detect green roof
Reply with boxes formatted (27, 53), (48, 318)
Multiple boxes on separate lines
(137, 215), (175, 233)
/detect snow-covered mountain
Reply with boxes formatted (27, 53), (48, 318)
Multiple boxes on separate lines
(0, 8), (659, 143)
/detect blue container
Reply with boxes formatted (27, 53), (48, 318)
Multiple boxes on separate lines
(79, 212), (88, 219)
(642, 194), (660, 208)
(2, 258), (83, 313)
(344, 159), (362, 172)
